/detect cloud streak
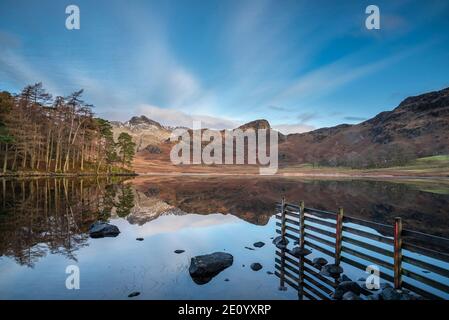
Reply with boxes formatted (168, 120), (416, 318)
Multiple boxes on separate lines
(137, 104), (239, 130)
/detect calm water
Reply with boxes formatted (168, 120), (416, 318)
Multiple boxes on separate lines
(1, 176), (449, 299)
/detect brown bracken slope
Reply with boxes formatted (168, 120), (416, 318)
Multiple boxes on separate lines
(280, 87), (449, 168)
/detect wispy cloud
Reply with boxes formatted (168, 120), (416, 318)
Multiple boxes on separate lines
(137, 104), (239, 130)
(343, 116), (367, 122)
(297, 112), (320, 123)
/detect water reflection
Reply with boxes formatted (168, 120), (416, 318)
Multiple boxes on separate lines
(0, 176), (449, 299)
(0, 177), (133, 267)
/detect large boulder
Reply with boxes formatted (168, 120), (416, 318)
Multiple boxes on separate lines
(272, 236), (289, 249)
(189, 252), (233, 285)
(88, 221), (120, 238)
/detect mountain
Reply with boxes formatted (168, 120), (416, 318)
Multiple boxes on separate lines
(238, 119), (271, 131)
(112, 87), (449, 170)
(111, 115), (171, 151)
(280, 87), (449, 168)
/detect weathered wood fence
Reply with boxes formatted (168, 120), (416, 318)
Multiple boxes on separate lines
(274, 198), (449, 300)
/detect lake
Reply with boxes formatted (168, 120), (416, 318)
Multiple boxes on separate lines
(1, 176), (449, 299)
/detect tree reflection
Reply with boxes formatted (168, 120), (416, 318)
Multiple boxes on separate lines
(0, 177), (133, 267)
(116, 184), (135, 218)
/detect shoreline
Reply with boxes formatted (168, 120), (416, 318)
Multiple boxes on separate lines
(132, 171), (449, 181)
(2, 169), (448, 181)
(0, 172), (138, 178)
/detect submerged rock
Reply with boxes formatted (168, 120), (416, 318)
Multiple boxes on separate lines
(88, 221), (120, 238)
(272, 236), (289, 249)
(253, 241), (265, 248)
(266, 271), (274, 275)
(320, 264), (343, 278)
(189, 252), (233, 285)
(290, 247), (311, 257)
(174, 250), (185, 254)
(250, 263), (263, 271)
(244, 246), (255, 251)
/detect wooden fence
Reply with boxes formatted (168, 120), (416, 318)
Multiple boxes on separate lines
(274, 198), (449, 300)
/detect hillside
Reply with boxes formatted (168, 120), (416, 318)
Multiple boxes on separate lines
(111, 87), (449, 173)
(280, 87), (449, 168)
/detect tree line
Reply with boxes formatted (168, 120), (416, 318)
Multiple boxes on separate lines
(0, 83), (136, 174)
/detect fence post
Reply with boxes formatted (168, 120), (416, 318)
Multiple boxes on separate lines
(281, 197), (286, 240)
(298, 201), (305, 299)
(335, 207), (344, 266)
(394, 217), (403, 290)
(299, 201), (305, 248)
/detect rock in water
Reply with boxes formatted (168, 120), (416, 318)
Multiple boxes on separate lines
(136, 237), (144, 241)
(189, 252), (233, 285)
(253, 241), (265, 248)
(320, 264), (343, 278)
(272, 236), (289, 249)
(333, 281), (363, 299)
(250, 263), (263, 271)
(380, 287), (416, 300)
(128, 291), (140, 298)
(290, 247), (312, 257)
(312, 257), (328, 268)
(88, 221), (120, 238)
(174, 250), (185, 254)
(342, 291), (362, 300)
(339, 274), (352, 282)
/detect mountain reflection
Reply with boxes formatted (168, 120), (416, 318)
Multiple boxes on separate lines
(1, 176), (449, 268)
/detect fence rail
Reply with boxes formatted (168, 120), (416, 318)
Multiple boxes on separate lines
(274, 198), (449, 300)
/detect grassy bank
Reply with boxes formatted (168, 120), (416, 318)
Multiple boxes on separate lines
(279, 155), (449, 178)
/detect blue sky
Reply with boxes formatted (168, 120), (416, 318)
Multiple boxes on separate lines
(1, 0), (448, 133)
